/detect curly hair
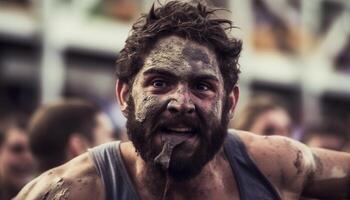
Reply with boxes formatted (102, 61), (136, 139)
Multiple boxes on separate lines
(116, 1), (242, 94)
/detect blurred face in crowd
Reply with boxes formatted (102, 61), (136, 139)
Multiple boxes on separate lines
(0, 128), (34, 191)
(122, 36), (236, 181)
(92, 112), (114, 146)
(250, 107), (292, 137)
(306, 133), (347, 151)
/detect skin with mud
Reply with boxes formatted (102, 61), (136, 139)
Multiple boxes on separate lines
(15, 36), (350, 200)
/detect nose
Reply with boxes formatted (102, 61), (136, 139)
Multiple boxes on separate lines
(167, 86), (195, 115)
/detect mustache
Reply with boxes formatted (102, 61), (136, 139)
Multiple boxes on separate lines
(154, 115), (201, 132)
(142, 100), (209, 137)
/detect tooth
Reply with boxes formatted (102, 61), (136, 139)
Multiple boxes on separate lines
(170, 128), (191, 132)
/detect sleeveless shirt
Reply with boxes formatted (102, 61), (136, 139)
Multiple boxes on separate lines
(88, 133), (281, 200)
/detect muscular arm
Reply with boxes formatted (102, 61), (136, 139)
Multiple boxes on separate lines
(14, 153), (105, 200)
(235, 130), (350, 199)
(302, 148), (350, 199)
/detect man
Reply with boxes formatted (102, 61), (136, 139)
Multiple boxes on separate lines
(16, 1), (350, 199)
(28, 99), (114, 173)
(0, 114), (35, 200)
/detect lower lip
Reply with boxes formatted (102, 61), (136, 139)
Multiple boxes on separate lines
(155, 132), (197, 145)
(163, 131), (194, 138)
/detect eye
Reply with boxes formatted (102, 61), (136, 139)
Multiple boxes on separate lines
(152, 79), (167, 88)
(195, 83), (210, 91)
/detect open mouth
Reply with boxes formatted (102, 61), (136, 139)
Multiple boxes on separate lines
(161, 127), (195, 136)
(158, 126), (197, 144)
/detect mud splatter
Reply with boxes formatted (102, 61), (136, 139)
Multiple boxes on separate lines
(330, 166), (347, 178)
(40, 178), (71, 200)
(135, 95), (159, 122)
(40, 190), (50, 200)
(313, 153), (323, 175)
(305, 153), (323, 185)
(132, 38), (186, 123)
(132, 35), (223, 122)
(182, 44), (210, 64)
(293, 150), (303, 175)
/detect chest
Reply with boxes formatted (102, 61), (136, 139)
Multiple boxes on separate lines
(136, 166), (240, 200)
(137, 182), (241, 200)
(164, 185), (240, 200)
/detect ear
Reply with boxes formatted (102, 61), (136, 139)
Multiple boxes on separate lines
(116, 80), (130, 118)
(67, 134), (89, 159)
(228, 86), (239, 119)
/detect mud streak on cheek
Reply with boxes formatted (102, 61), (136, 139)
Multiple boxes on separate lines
(202, 93), (222, 122)
(134, 95), (160, 122)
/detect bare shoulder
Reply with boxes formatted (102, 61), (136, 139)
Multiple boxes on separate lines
(229, 130), (315, 197)
(14, 153), (105, 200)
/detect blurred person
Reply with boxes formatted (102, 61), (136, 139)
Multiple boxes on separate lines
(16, 2), (350, 200)
(343, 143), (350, 153)
(234, 94), (293, 137)
(303, 122), (349, 151)
(28, 99), (114, 173)
(0, 114), (35, 200)
(113, 126), (128, 141)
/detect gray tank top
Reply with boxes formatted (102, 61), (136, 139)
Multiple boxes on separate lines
(88, 133), (281, 200)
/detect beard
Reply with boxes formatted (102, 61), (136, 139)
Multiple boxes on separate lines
(126, 96), (231, 182)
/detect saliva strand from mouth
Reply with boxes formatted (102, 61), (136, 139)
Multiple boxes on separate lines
(161, 173), (171, 200)
(154, 135), (187, 171)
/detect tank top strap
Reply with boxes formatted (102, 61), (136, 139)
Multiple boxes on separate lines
(88, 141), (139, 200)
(224, 132), (281, 200)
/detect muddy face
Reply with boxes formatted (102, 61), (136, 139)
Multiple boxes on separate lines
(126, 35), (230, 181)
(131, 36), (224, 123)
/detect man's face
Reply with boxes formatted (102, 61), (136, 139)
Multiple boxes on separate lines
(0, 128), (34, 191)
(125, 35), (231, 181)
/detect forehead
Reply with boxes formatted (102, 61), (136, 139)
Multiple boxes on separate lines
(140, 35), (221, 77)
(6, 128), (27, 143)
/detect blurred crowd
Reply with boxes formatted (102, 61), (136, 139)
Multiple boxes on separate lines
(0, 95), (349, 199)
(233, 94), (350, 152)
(0, 99), (119, 199)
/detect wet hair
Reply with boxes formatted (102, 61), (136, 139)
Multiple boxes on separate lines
(29, 99), (100, 171)
(116, 1), (242, 94)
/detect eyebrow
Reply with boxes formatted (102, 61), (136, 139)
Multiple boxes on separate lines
(143, 68), (220, 82)
(190, 74), (219, 83)
(143, 68), (177, 78)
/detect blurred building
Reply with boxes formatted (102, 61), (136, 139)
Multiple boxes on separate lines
(0, 0), (349, 141)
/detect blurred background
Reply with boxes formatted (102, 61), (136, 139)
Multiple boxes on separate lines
(0, 0), (349, 144)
